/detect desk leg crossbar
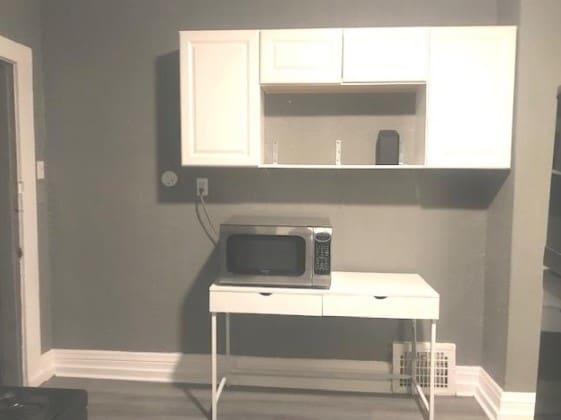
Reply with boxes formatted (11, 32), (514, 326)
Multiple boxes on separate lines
(211, 313), (437, 420)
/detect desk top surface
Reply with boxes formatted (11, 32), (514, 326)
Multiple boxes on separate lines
(210, 271), (439, 299)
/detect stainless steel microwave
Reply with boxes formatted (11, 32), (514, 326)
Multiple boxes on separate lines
(218, 216), (332, 288)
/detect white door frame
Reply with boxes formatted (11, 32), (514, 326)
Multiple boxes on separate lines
(0, 34), (43, 386)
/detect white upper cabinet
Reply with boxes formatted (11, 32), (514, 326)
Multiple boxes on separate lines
(260, 29), (342, 84)
(343, 28), (429, 83)
(180, 30), (261, 166)
(179, 27), (516, 169)
(425, 27), (516, 168)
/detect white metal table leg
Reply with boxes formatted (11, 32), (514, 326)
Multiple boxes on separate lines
(429, 319), (436, 420)
(225, 313), (230, 381)
(411, 319), (417, 395)
(225, 314), (230, 356)
(211, 312), (217, 420)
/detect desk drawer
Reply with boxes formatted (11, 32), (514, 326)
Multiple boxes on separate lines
(210, 291), (322, 316)
(323, 295), (439, 319)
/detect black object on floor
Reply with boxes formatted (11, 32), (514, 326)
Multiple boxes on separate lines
(0, 386), (87, 420)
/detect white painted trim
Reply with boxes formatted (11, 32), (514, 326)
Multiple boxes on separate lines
(475, 367), (503, 419)
(0, 35), (42, 386)
(54, 350), (209, 384)
(475, 368), (536, 420)
(499, 392), (536, 419)
(40, 349), (479, 396)
(39, 350), (538, 419)
(456, 365), (480, 396)
(52, 349), (393, 393)
(28, 349), (54, 386)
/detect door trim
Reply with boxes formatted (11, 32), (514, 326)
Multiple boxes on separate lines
(0, 35), (41, 385)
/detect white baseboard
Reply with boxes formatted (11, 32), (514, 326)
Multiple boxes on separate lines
(28, 349), (55, 386)
(456, 365), (480, 396)
(35, 349), (536, 420)
(475, 368), (536, 420)
(53, 349), (208, 384)
(52, 349), (393, 393)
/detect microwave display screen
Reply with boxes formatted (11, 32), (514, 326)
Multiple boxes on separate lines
(226, 234), (305, 276)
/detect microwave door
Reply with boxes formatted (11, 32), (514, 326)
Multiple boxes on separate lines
(219, 225), (315, 287)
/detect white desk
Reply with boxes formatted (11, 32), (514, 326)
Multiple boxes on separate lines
(209, 271), (440, 420)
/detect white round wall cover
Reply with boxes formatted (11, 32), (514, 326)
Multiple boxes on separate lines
(161, 170), (178, 187)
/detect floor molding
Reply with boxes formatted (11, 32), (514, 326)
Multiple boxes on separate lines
(40, 349), (536, 419)
(456, 365), (480, 396)
(52, 349), (394, 393)
(29, 350), (55, 386)
(474, 367), (536, 420)
(53, 349), (208, 384)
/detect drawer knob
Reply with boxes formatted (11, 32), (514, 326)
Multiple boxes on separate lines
(374, 296), (388, 300)
(259, 292), (273, 297)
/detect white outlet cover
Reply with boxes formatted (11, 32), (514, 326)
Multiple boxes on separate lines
(161, 170), (178, 187)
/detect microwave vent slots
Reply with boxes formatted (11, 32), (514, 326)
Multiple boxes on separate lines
(392, 341), (456, 396)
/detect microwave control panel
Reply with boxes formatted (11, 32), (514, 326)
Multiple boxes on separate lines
(314, 232), (331, 275)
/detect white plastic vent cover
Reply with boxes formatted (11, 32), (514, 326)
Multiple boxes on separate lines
(392, 342), (456, 396)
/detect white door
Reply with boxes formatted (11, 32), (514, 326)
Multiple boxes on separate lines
(260, 29), (342, 84)
(425, 27), (516, 168)
(180, 30), (261, 166)
(343, 28), (429, 83)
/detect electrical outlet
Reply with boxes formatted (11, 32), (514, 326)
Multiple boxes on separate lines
(196, 178), (208, 197)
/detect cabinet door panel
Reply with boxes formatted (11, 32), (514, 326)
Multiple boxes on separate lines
(426, 27), (516, 168)
(343, 28), (429, 83)
(180, 31), (260, 166)
(260, 29), (342, 84)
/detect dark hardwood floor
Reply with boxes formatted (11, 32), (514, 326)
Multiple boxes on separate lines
(44, 377), (488, 420)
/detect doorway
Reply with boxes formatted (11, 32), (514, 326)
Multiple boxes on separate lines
(0, 59), (23, 386)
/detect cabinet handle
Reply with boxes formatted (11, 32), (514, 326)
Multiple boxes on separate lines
(374, 296), (388, 300)
(259, 292), (273, 297)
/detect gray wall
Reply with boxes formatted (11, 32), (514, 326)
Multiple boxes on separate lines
(483, 0), (561, 391)
(503, 0), (561, 391)
(481, 0), (519, 390)
(483, 175), (513, 386)
(42, 0), (500, 365)
(0, 0), (52, 352)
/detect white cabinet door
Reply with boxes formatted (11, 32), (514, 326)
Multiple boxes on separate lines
(425, 27), (516, 168)
(260, 29), (342, 84)
(180, 31), (261, 166)
(343, 28), (429, 83)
